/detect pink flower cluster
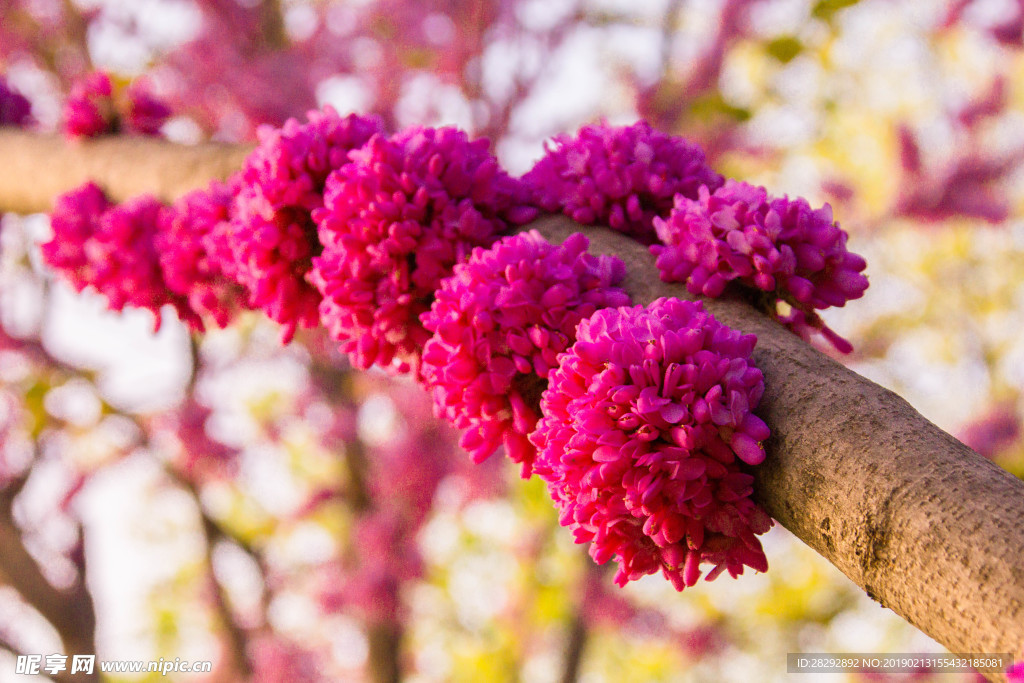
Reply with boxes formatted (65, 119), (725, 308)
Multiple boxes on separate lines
(531, 298), (772, 590)
(38, 118), (830, 596)
(311, 126), (537, 372)
(652, 180), (869, 353)
(124, 80), (172, 136)
(524, 121), (723, 243)
(227, 107), (382, 341)
(63, 72), (112, 138)
(420, 230), (631, 477)
(63, 71), (170, 138)
(0, 76), (32, 127)
(41, 183), (200, 330)
(156, 180), (249, 330)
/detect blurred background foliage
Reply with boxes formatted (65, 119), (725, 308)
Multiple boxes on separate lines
(1, 0), (1023, 680)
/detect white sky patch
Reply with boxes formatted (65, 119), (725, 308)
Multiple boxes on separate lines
(317, 75), (373, 117)
(42, 283), (191, 414)
(285, 3), (319, 42)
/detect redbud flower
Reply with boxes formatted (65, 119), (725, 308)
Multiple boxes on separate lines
(420, 230), (631, 477)
(524, 121), (723, 243)
(156, 179), (248, 329)
(227, 107), (383, 341)
(41, 184), (109, 291)
(63, 72), (115, 138)
(63, 72), (172, 138)
(124, 79), (171, 136)
(311, 126), (538, 372)
(0, 77), (32, 127)
(531, 298), (772, 590)
(652, 180), (869, 353)
(42, 183), (200, 331)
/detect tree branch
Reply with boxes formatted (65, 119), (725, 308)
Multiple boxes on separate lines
(258, 0), (288, 50)
(305, 354), (405, 682)
(1, 131), (1022, 680)
(0, 484), (97, 676)
(172, 473), (254, 678)
(0, 130), (251, 214)
(559, 611), (588, 683)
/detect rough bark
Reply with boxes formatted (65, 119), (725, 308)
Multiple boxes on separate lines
(1, 130), (1022, 680)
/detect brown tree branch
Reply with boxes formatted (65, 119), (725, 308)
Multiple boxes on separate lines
(0, 130), (252, 214)
(1, 131), (1022, 680)
(559, 612), (588, 683)
(258, 0), (289, 50)
(305, 353), (404, 682)
(172, 473), (254, 679)
(5, 312), (257, 677)
(0, 484), (97, 680)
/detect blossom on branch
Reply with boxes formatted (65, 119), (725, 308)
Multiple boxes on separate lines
(156, 179), (249, 330)
(63, 72), (114, 138)
(420, 230), (630, 477)
(531, 298), (772, 590)
(652, 180), (868, 353)
(62, 71), (171, 138)
(227, 107), (383, 341)
(524, 121), (723, 243)
(124, 79), (172, 136)
(42, 183), (200, 331)
(311, 126), (537, 373)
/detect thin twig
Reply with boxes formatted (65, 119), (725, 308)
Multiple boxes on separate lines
(658, 0), (685, 82)
(0, 493), (97, 668)
(194, 488), (254, 679)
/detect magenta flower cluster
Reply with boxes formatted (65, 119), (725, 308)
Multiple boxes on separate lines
(226, 107), (383, 341)
(652, 180), (869, 353)
(531, 298), (772, 590)
(420, 230), (631, 477)
(63, 72), (113, 138)
(311, 126), (537, 372)
(524, 121), (723, 243)
(124, 80), (172, 136)
(37, 116), (849, 595)
(63, 71), (170, 139)
(0, 76), (32, 127)
(41, 183), (199, 331)
(156, 180), (249, 330)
